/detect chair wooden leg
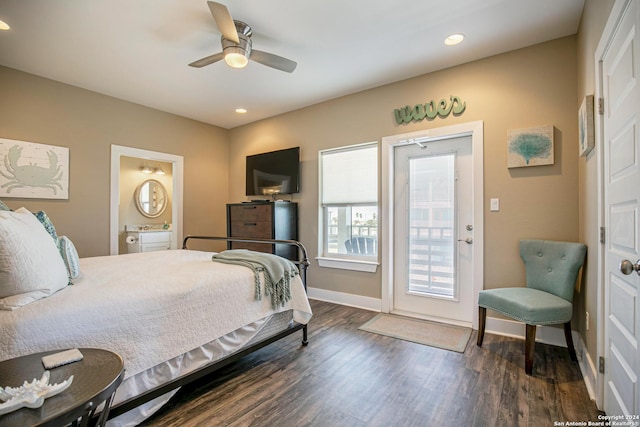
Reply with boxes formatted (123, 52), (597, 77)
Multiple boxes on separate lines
(525, 324), (536, 375)
(477, 307), (486, 346)
(564, 321), (577, 362)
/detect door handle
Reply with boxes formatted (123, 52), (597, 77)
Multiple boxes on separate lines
(619, 259), (640, 276)
(458, 237), (473, 244)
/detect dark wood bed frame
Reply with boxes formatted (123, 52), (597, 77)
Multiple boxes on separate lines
(99, 236), (310, 423)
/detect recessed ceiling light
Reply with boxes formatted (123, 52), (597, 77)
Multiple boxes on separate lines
(235, 108), (247, 114)
(444, 33), (465, 46)
(0, 20), (10, 31)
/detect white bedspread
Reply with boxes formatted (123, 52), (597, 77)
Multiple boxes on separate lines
(0, 250), (312, 379)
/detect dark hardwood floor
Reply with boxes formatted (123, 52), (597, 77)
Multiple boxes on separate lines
(141, 300), (601, 427)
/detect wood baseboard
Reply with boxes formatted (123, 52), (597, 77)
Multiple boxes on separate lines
(575, 333), (598, 403)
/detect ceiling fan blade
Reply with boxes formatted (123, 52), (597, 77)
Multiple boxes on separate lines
(207, 1), (239, 43)
(250, 50), (297, 73)
(189, 52), (225, 68)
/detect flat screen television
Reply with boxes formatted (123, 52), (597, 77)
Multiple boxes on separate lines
(245, 147), (300, 197)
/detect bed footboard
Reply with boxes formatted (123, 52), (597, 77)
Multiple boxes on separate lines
(182, 235), (310, 290)
(182, 235), (310, 347)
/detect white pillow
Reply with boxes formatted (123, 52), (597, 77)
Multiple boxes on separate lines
(0, 207), (70, 310)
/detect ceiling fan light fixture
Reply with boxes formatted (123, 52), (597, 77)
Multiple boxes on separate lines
(189, 4), (296, 73)
(224, 50), (249, 68)
(222, 33), (251, 69)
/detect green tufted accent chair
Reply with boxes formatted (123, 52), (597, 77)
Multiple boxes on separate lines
(477, 240), (587, 375)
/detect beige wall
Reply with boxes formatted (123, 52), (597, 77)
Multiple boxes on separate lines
(1, 21), (605, 363)
(576, 0), (616, 368)
(229, 36), (581, 303)
(0, 65), (230, 257)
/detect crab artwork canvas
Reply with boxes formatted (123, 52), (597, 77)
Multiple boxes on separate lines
(0, 138), (69, 199)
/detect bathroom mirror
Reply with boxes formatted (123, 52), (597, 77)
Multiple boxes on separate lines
(134, 179), (168, 218)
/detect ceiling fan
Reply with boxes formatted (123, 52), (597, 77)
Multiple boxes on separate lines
(189, 1), (297, 73)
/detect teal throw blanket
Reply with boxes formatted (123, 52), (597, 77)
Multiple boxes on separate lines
(212, 250), (299, 309)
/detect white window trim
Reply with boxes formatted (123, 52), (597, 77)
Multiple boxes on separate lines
(318, 141), (379, 272)
(316, 256), (379, 273)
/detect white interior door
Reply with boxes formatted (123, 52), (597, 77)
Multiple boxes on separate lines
(392, 135), (474, 325)
(601, 0), (640, 416)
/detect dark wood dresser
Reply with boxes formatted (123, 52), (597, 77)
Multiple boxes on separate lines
(226, 201), (298, 259)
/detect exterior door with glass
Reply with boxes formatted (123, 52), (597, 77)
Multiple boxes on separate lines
(392, 135), (474, 325)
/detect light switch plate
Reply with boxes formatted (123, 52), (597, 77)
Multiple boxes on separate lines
(490, 198), (500, 211)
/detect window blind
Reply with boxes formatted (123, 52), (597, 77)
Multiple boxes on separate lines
(321, 143), (377, 204)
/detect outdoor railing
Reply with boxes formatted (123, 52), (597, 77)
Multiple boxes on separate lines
(408, 226), (454, 297)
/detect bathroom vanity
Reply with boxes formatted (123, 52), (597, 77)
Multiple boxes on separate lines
(125, 225), (172, 253)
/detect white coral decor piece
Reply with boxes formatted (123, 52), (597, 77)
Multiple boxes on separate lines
(0, 371), (73, 415)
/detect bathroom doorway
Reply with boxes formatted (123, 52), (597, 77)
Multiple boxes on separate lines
(109, 145), (184, 255)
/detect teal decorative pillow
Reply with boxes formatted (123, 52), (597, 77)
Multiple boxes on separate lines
(33, 210), (58, 242)
(58, 236), (80, 280)
(0, 200), (10, 211)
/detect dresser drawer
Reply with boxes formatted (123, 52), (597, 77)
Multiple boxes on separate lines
(229, 242), (272, 253)
(230, 221), (272, 238)
(226, 201), (297, 259)
(228, 204), (272, 222)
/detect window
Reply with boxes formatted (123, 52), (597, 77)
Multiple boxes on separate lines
(318, 142), (378, 272)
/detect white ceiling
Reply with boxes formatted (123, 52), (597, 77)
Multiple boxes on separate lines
(0, 0), (585, 129)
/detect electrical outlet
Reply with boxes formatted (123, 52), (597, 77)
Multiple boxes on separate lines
(586, 311), (590, 330)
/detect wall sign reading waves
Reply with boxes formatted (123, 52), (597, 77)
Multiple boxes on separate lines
(394, 95), (466, 124)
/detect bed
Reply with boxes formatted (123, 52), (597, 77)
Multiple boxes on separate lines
(0, 207), (312, 426)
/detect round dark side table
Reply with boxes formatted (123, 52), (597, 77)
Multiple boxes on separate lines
(0, 348), (124, 427)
